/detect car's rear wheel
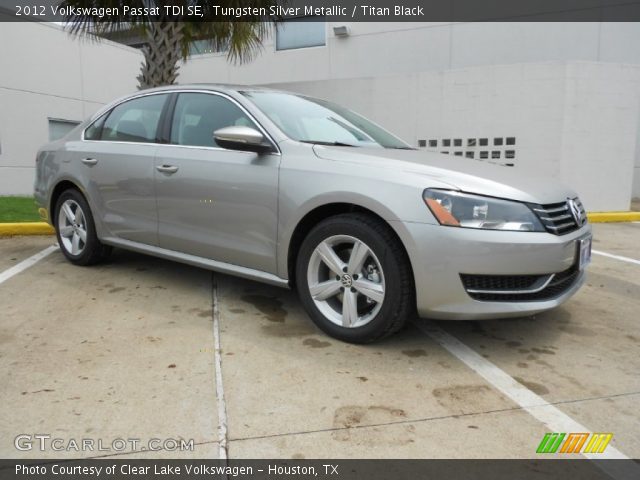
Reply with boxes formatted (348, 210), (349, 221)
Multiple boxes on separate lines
(55, 189), (110, 266)
(296, 213), (414, 343)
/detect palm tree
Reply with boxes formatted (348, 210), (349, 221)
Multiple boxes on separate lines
(61, 0), (281, 89)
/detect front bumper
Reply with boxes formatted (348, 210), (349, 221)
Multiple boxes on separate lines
(395, 221), (591, 320)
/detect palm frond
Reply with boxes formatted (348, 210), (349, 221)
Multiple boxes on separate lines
(60, 0), (148, 37)
(60, 0), (285, 87)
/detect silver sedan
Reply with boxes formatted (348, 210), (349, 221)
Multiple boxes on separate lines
(34, 85), (592, 343)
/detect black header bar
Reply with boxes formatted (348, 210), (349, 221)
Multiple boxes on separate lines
(2, 0), (640, 22)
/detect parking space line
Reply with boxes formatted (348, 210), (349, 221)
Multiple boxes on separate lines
(415, 321), (638, 477)
(0, 245), (58, 286)
(211, 275), (229, 461)
(593, 250), (640, 266)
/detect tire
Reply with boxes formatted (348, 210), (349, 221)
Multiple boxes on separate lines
(54, 189), (111, 266)
(295, 213), (415, 343)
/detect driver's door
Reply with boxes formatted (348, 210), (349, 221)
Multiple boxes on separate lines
(154, 92), (280, 274)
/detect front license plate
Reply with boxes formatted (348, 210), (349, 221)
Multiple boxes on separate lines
(578, 236), (592, 270)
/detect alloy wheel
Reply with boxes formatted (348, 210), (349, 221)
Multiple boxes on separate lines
(58, 199), (87, 256)
(306, 235), (385, 328)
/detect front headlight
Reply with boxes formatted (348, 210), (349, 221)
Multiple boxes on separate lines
(423, 189), (544, 232)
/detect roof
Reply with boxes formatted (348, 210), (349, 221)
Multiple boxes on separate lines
(88, 83), (293, 121)
(141, 83), (280, 94)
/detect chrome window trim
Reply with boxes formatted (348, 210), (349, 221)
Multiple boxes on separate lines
(79, 139), (264, 157)
(156, 142), (280, 155)
(81, 89), (281, 155)
(81, 90), (170, 143)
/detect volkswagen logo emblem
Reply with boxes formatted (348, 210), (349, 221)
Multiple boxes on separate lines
(567, 198), (583, 225)
(340, 274), (353, 288)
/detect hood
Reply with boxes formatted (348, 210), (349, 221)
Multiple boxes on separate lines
(312, 146), (576, 205)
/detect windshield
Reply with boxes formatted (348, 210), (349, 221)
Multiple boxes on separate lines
(241, 91), (412, 149)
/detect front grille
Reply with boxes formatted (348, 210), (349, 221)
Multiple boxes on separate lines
(529, 198), (586, 235)
(461, 263), (580, 302)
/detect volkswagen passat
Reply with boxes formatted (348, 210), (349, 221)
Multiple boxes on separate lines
(34, 85), (592, 343)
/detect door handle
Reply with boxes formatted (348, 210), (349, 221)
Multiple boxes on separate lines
(156, 165), (179, 174)
(81, 158), (98, 166)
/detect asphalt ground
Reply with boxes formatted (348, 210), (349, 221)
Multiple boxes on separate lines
(0, 223), (638, 460)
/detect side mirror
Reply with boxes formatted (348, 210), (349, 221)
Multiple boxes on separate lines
(213, 126), (273, 153)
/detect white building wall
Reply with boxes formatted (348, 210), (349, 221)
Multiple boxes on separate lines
(179, 22), (640, 84)
(265, 62), (640, 211)
(179, 22), (640, 208)
(559, 63), (640, 208)
(0, 22), (141, 195)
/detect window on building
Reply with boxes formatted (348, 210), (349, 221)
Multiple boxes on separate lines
(189, 39), (228, 56)
(276, 17), (326, 51)
(48, 119), (81, 141)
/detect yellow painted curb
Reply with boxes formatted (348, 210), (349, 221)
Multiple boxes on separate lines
(0, 212), (637, 236)
(0, 222), (55, 236)
(587, 212), (640, 223)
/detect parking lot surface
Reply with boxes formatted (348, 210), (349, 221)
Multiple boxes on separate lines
(1, 223), (638, 459)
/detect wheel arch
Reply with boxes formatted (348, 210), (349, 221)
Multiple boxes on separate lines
(285, 202), (415, 292)
(49, 178), (103, 237)
(50, 179), (83, 224)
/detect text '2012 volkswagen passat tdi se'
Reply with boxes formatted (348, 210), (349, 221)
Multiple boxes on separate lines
(34, 85), (592, 343)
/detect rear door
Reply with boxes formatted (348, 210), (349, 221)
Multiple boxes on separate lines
(154, 91), (280, 273)
(78, 93), (170, 245)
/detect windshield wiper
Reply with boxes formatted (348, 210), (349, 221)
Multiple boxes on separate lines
(300, 140), (359, 147)
(386, 146), (416, 150)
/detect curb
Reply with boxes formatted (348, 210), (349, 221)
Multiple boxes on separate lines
(0, 212), (638, 237)
(0, 222), (55, 236)
(587, 212), (640, 223)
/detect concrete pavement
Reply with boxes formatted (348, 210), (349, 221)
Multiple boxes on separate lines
(0, 223), (638, 459)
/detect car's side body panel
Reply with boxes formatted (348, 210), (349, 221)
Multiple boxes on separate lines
(66, 140), (160, 245)
(155, 144), (280, 273)
(274, 141), (453, 280)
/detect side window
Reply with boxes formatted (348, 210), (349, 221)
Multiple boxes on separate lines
(99, 94), (168, 143)
(84, 114), (107, 140)
(170, 93), (255, 148)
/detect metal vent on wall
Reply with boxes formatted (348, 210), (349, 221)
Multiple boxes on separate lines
(419, 137), (516, 167)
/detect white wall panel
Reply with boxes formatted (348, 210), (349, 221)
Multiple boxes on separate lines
(269, 62), (640, 211)
(0, 23), (141, 194)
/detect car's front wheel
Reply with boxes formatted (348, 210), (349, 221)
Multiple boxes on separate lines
(296, 213), (414, 343)
(55, 189), (110, 266)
